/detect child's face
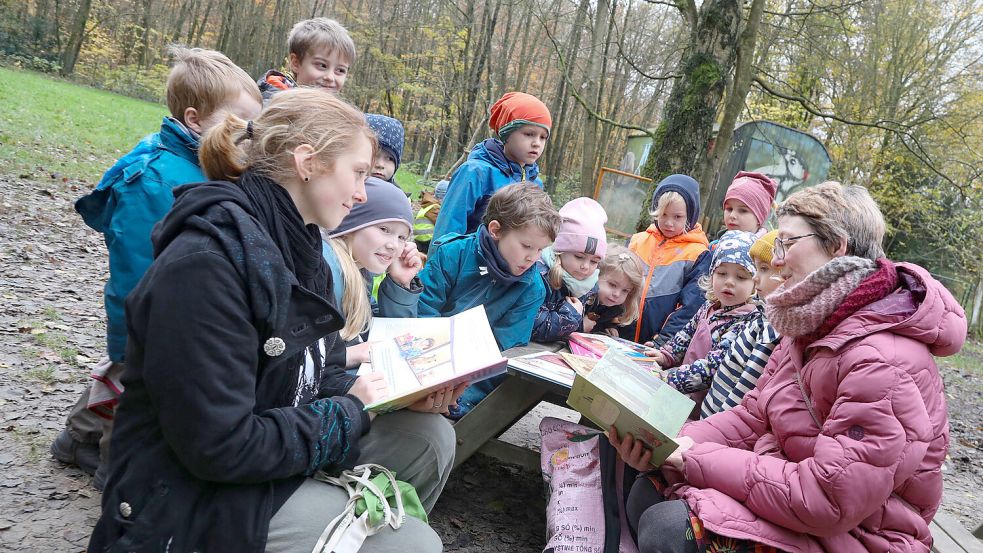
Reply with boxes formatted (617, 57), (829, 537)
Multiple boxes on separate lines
(488, 222), (553, 276)
(372, 150), (397, 181)
(297, 135), (372, 228)
(598, 270), (634, 307)
(289, 48), (350, 92)
(186, 89), (263, 136)
(348, 222), (411, 273)
(711, 262), (755, 307)
(723, 198), (759, 232)
(502, 125), (549, 167)
(752, 257), (782, 298)
(558, 251), (601, 281)
(656, 199), (688, 238)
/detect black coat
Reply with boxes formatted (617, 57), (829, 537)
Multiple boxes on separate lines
(88, 181), (370, 552)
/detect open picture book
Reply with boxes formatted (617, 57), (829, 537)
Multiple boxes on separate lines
(567, 332), (660, 368)
(566, 349), (694, 466)
(357, 305), (507, 413)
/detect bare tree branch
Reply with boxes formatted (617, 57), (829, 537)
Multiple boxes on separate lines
(751, 75), (968, 192)
(538, 12), (659, 142)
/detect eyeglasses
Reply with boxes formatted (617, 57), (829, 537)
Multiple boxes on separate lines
(772, 233), (817, 261)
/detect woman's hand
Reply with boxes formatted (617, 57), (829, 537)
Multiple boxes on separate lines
(349, 372), (389, 408)
(603, 327), (619, 337)
(408, 382), (469, 415)
(387, 242), (423, 288)
(665, 436), (695, 471)
(345, 342), (375, 368)
(608, 425), (652, 472)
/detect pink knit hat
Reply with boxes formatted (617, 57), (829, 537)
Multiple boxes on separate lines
(553, 197), (608, 257)
(724, 171), (779, 226)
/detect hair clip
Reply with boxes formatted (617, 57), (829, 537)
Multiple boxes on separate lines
(246, 120), (254, 139)
(617, 253), (631, 261)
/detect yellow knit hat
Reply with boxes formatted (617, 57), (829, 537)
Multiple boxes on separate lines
(749, 230), (779, 265)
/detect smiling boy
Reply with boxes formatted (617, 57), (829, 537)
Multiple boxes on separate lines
(258, 17), (355, 100)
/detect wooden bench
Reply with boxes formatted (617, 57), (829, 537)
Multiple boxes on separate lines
(452, 342), (569, 470)
(930, 512), (983, 553)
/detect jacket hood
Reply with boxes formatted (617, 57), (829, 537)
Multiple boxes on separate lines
(652, 174), (701, 229)
(469, 138), (540, 181)
(815, 261), (967, 357)
(645, 223), (710, 248)
(151, 180), (253, 257)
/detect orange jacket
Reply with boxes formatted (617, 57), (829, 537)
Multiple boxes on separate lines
(625, 224), (710, 344)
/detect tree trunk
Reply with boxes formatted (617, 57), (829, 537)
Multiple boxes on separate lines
(697, 0), (766, 219)
(544, 0), (590, 193)
(139, 0), (153, 67)
(580, 0), (612, 197)
(59, 0), (92, 76)
(639, 0), (743, 229)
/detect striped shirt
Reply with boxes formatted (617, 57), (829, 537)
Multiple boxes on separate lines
(700, 316), (781, 417)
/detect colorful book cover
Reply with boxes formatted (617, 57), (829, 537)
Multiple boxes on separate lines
(360, 305), (507, 413)
(567, 332), (659, 366)
(566, 349), (694, 466)
(508, 351), (576, 387)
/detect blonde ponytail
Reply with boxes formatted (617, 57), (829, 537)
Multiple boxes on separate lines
(199, 113), (250, 181)
(547, 250), (565, 289)
(328, 238), (372, 341)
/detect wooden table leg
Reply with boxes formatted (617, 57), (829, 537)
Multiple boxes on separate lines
(452, 375), (548, 469)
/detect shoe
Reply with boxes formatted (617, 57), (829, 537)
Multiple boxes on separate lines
(50, 429), (100, 475)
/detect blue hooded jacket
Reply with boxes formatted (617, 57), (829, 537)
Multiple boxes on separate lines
(418, 231), (545, 351)
(74, 117), (205, 362)
(431, 138), (542, 242)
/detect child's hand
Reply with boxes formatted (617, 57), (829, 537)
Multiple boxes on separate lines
(387, 242), (423, 288)
(582, 317), (596, 333)
(603, 327), (619, 337)
(345, 342), (376, 368)
(665, 436), (695, 471)
(566, 297), (584, 314)
(644, 349), (667, 366)
(608, 425), (652, 472)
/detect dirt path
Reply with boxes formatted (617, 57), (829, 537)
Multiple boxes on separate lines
(0, 174), (980, 551)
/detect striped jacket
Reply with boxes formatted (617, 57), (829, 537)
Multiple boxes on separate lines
(700, 309), (780, 417)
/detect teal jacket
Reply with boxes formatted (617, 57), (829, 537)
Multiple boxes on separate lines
(431, 139), (542, 242)
(74, 117), (204, 361)
(418, 231), (545, 350)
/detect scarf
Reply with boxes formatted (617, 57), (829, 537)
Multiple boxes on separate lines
(765, 256), (898, 342)
(478, 225), (522, 284)
(238, 171), (328, 299)
(541, 246), (599, 298)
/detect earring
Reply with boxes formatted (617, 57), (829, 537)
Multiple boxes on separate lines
(304, 176), (310, 182)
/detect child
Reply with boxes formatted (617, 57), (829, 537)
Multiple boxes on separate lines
(322, 176), (422, 366)
(721, 171), (778, 236)
(419, 182), (562, 417)
(258, 17), (355, 99)
(699, 230), (782, 416)
(51, 46), (262, 488)
(366, 113), (405, 185)
(431, 91), (552, 241)
(648, 231), (760, 414)
(532, 197), (608, 342)
(624, 174), (711, 347)
(583, 245), (646, 336)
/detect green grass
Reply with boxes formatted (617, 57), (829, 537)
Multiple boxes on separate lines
(0, 66), (167, 184)
(947, 338), (983, 376)
(394, 166), (431, 200)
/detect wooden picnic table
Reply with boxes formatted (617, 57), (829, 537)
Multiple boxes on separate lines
(452, 341), (572, 469)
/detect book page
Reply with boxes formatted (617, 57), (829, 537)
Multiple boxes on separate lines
(360, 306), (506, 412)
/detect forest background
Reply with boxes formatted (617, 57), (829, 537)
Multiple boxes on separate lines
(1, 0), (981, 331)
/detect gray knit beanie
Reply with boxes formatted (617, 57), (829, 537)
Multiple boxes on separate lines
(328, 176), (413, 237)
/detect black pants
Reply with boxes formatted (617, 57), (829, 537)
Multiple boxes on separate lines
(627, 477), (697, 553)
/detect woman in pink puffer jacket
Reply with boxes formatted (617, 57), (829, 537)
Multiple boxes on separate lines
(612, 182), (966, 553)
